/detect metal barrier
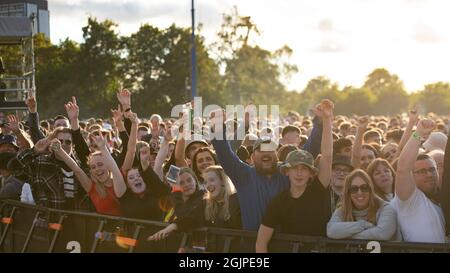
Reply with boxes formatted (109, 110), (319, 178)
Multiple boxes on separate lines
(1, 199), (450, 253)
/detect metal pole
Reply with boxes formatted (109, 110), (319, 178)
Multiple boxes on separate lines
(190, 0), (197, 99)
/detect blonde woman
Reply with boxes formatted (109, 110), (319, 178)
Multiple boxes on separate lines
(327, 169), (398, 241)
(51, 134), (126, 216)
(148, 166), (241, 241)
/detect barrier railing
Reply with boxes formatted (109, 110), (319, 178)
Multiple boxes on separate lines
(1, 199), (450, 253)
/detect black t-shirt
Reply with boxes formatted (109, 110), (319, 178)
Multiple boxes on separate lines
(262, 176), (329, 236)
(119, 166), (171, 220)
(120, 190), (164, 220)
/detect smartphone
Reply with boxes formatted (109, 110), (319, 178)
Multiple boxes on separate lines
(166, 165), (180, 184)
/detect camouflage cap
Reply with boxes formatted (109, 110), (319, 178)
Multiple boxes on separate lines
(280, 149), (318, 173)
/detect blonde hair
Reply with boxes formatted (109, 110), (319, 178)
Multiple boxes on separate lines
(203, 165), (236, 223)
(88, 151), (111, 198)
(341, 169), (383, 224)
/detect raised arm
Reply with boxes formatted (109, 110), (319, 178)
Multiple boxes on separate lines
(312, 100), (334, 188)
(7, 114), (32, 151)
(65, 97), (90, 167)
(174, 114), (189, 167)
(396, 108), (418, 158)
(351, 116), (369, 168)
(121, 111), (138, 172)
(50, 138), (92, 193)
(117, 89), (132, 135)
(440, 129), (450, 235)
(26, 91), (45, 143)
(210, 110), (250, 187)
(395, 119), (435, 201)
(92, 134), (127, 198)
(302, 116), (323, 158)
(153, 128), (172, 180)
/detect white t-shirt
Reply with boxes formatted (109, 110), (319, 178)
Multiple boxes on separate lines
(391, 187), (446, 243)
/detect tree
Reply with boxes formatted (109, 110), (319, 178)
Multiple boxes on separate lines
(77, 17), (123, 117)
(416, 82), (450, 115)
(339, 87), (376, 115)
(363, 68), (408, 115)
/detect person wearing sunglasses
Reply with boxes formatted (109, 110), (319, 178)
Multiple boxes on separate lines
(327, 169), (398, 241)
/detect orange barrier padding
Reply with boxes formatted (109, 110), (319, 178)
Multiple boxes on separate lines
(1, 217), (13, 224)
(48, 223), (62, 231)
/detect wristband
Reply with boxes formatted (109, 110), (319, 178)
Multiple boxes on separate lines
(412, 131), (424, 142)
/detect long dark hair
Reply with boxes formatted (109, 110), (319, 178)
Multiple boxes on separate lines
(192, 147), (218, 180)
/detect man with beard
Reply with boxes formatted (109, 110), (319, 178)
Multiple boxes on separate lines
(392, 118), (446, 243)
(211, 101), (325, 231)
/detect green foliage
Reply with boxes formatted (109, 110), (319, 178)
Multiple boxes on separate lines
(3, 11), (450, 120)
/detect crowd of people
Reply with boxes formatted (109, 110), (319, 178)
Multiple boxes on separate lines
(0, 89), (450, 252)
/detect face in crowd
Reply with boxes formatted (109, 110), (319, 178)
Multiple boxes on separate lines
(348, 175), (371, 210)
(381, 143), (398, 163)
(286, 164), (314, 188)
(126, 168), (146, 194)
(413, 156), (439, 196)
(89, 153), (110, 183)
(178, 171), (197, 198)
(56, 132), (73, 155)
(283, 131), (301, 147)
(203, 170), (224, 200)
(252, 146), (278, 176)
(331, 164), (352, 194)
(360, 147), (376, 170)
(370, 161), (394, 195)
(195, 150), (216, 175)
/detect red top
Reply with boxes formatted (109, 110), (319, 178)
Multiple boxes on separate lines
(89, 182), (122, 216)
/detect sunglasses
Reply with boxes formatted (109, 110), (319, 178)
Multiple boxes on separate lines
(58, 139), (72, 145)
(349, 184), (371, 194)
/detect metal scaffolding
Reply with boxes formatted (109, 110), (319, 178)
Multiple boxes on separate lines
(0, 15), (35, 111)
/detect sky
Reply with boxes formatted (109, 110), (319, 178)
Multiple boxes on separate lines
(48, 0), (450, 92)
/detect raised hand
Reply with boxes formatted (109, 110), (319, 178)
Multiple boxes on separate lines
(111, 104), (123, 124)
(117, 89), (131, 108)
(408, 106), (419, 125)
(416, 118), (435, 139)
(123, 110), (139, 124)
(319, 99), (334, 120)
(163, 126), (173, 142)
(6, 114), (20, 133)
(65, 96), (79, 121)
(34, 138), (51, 154)
(49, 138), (64, 159)
(357, 116), (370, 129)
(91, 134), (107, 150)
(25, 90), (37, 113)
(140, 145), (151, 171)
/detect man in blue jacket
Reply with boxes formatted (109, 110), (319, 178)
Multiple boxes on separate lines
(211, 107), (323, 231)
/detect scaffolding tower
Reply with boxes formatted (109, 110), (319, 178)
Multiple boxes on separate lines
(0, 15), (35, 111)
